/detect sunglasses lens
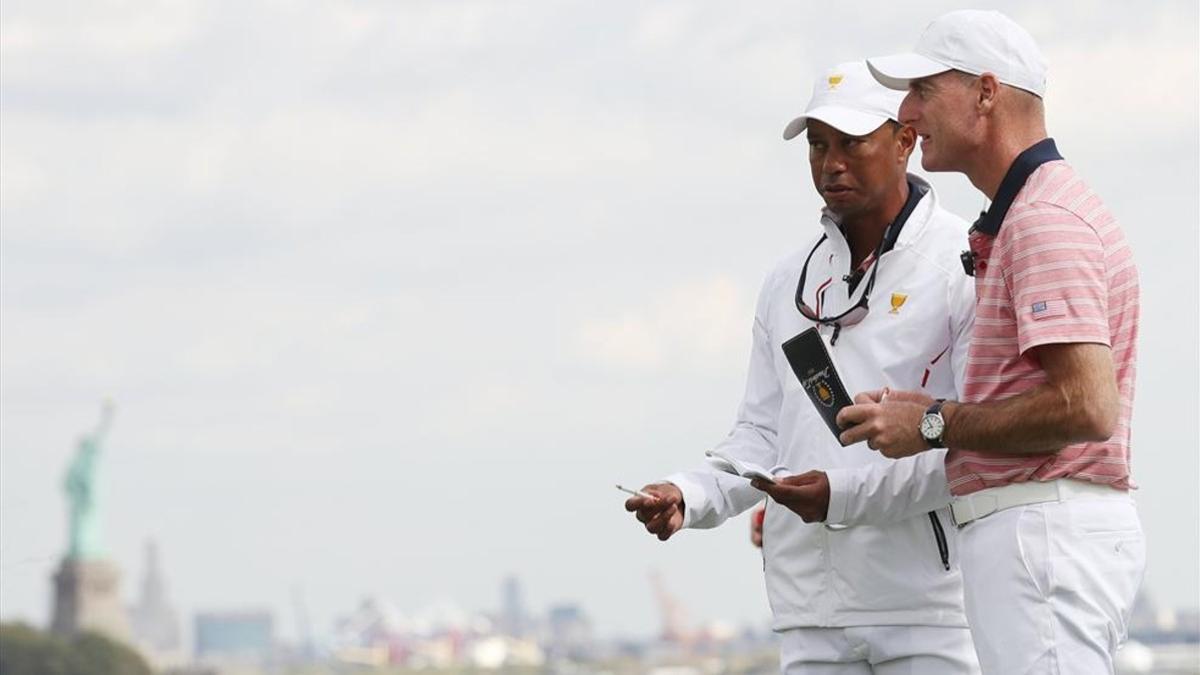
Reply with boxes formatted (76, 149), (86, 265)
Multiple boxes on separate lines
(839, 304), (870, 327)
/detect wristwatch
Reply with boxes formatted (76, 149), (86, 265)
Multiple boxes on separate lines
(920, 399), (948, 448)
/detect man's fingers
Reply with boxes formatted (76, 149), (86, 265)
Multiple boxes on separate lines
(775, 470), (823, 487)
(836, 403), (875, 429)
(752, 481), (796, 507)
(625, 495), (659, 512)
(767, 479), (821, 502)
(884, 389), (934, 405)
(854, 389), (886, 404)
(643, 482), (681, 498)
(645, 509), (676, 536)
(643, 501), (674, 520)
(839, 420), (875, 446)
(750, 479), (780, 494)
(788, 477), (825, 497)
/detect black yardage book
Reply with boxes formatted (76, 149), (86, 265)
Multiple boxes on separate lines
(781, 327), (855, 445)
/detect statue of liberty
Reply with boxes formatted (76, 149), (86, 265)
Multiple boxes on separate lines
(64, 401), (114, 560)
(51, 399), (130, 640)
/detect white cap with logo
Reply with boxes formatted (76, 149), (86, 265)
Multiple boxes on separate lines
(866, 10), (1048, 97)
(783, 61), (905, 140)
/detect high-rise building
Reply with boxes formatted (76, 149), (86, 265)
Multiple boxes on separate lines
(500, 575), (527, 637)
(129, 539), (181, 655)
(545, 603), (593, 660)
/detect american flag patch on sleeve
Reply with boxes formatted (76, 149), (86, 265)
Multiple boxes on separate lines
(1030, 299), (1064, 320)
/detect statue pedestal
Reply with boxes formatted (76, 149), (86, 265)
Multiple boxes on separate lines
(50, 558), (131, 642)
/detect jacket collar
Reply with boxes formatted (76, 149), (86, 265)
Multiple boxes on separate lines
(972, 138), (1064, 236)
(819, 173), (936, 252)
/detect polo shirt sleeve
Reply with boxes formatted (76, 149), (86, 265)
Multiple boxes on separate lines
(997, 203), (1112, 355)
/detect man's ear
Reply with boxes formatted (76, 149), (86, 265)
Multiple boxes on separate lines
(977, 73), (1000, 114)
(896, 124), (917, 164)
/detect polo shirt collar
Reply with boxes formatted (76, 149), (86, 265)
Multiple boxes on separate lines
(972, 138), (1063, 236)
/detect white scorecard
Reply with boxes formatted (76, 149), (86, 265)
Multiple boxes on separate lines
(704, 449), (780, 484)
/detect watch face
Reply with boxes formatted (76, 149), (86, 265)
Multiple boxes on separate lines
(920, 414), (945, 440)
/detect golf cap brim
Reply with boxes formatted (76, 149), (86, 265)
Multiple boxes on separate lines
(782, 106), (892, 140)
(866, 53), (952, 91)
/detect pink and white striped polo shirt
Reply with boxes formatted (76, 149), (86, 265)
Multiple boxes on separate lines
(947, 139), (1139, 496)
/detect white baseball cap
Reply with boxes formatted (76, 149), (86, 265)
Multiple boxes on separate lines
(867, 10), (1048, 97)
(783, 61), (905, 140)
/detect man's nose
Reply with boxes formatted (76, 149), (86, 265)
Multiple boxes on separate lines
(822, 147), (847, 175)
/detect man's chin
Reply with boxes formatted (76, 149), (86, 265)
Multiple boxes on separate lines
(821, 200), (862, 219)
(920, 152), (955, 173)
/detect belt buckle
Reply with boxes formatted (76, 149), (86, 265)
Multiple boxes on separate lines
(951, 493), (998, 528)
(950, 499), (972, 528)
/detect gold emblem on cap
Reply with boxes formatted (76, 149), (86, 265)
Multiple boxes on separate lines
(889, 292), (908, 314)
(827, 74), (844, 90)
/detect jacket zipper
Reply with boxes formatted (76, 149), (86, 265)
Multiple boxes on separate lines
(927, 511), (950, 571)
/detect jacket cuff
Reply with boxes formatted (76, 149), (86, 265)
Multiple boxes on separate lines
(661, 473), (706, 530)
(823, 468), (853, 525)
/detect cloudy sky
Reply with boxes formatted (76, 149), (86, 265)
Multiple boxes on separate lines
(2, 0), (1197, 643)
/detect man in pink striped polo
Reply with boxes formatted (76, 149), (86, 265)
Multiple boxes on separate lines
(834, 10), (1145, 675)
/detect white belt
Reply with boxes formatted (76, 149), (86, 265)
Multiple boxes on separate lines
(950, 478), (1127, 527)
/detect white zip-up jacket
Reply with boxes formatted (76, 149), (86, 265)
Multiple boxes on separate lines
(666, 175), (975, 631)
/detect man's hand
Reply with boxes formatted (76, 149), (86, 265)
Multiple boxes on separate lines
(750, 505), (765, 547)
(624, 483), (685, 541)
(836, 389), (934, 458)
(750, 470), (830, 523)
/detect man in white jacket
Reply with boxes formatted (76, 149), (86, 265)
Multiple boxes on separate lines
(624, 61), (979, 674)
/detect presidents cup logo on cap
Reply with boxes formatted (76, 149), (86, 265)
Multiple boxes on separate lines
(782, 61), (905, 140)
(866, 10), (1049, 98)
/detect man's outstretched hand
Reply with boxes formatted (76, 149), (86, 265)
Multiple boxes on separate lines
(750, 470), (830, 523)
(624, 483), (685, 541)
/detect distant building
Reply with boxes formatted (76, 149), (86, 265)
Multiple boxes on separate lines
(1129, 588), (1200, 645)
(499, 575), (527, 637)
(129, 540), (181, 653)
(194, 611), (274, 662)
(545, 603), (593, 660)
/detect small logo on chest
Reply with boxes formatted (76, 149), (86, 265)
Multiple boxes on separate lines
(889, 292), (908, 314)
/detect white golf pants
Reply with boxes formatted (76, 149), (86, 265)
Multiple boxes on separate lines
(959, 493), (1146, 674)
(779, 625), (980, 674)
